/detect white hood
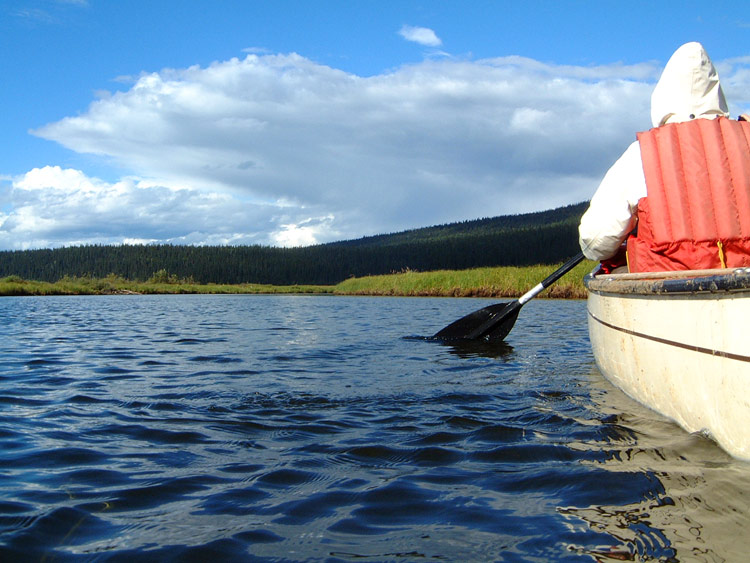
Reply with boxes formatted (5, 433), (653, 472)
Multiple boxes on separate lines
(650, 42), (729, 127)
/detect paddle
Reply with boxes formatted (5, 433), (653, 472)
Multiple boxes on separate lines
(432, 251), (585, 343)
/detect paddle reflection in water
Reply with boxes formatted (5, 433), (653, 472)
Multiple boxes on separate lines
(440, 340), (515, 359)
(402, 335), (514, 359)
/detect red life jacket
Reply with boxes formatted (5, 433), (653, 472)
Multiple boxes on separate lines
(627, 116), (750, 272)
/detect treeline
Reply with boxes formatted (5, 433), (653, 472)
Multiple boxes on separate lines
(0, 202), (586, 285)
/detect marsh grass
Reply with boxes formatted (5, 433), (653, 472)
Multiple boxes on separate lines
(0, 260), (594, 298)
(0, 275), (332, 297)
(332, 261), (593, 298)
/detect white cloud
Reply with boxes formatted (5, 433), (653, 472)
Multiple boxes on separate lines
(272, 215), (337, 247)
(13, 0), (88, 25)
(14, 50), (750, 251)
(717, 58), (750, 115)
(13, 8), (57, 24)
(399, 25), (442, 47)
(0, 165), (300, 250)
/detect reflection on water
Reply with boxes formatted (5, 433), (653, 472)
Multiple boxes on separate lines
(0, 295), (747, 561)
(440, 339), (515, 359)
(564, 372), (750, 562)
(403, 335), (515, 359)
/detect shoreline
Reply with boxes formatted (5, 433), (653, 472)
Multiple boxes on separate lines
(0, 260), (594, 299)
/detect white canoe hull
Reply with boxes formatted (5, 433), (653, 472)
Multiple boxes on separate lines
(585, 268), (750, 460)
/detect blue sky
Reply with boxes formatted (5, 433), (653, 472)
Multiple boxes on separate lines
(1, 0), (749, 250)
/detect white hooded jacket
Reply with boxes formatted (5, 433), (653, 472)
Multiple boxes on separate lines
(578, 42), (730, 261)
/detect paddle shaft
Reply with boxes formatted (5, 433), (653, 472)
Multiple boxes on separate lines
(518, 251), (585, 305)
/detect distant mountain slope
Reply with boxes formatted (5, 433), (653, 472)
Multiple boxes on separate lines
(0, 202), (588, 285)
(331, 202), (587, 247)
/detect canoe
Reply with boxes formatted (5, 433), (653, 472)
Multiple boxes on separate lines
(584, 266), (750, 460)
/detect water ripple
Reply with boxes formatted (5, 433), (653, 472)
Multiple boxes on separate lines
(0, 295), (747, 561)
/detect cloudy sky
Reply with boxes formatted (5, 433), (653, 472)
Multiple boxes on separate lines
(1, 1), (749, 250)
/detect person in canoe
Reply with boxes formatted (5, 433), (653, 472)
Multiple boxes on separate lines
(579, 41), (750, 273)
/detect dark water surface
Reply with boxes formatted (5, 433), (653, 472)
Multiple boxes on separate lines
(1, 295), (748, 562)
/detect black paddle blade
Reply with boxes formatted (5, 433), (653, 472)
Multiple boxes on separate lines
(433, 300), (522, 343)
(480, 302), (522, 342)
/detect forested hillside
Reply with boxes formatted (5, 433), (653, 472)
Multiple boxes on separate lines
(0, 202), (587, 285)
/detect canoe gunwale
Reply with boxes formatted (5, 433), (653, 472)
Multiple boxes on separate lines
(585, 267), (750, 296)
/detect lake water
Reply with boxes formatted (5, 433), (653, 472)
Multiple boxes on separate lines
(0, 294), (748, 562)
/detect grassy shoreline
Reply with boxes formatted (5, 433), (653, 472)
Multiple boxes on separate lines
(332, 261), (592, 298)
(0, 260), (594, 298)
